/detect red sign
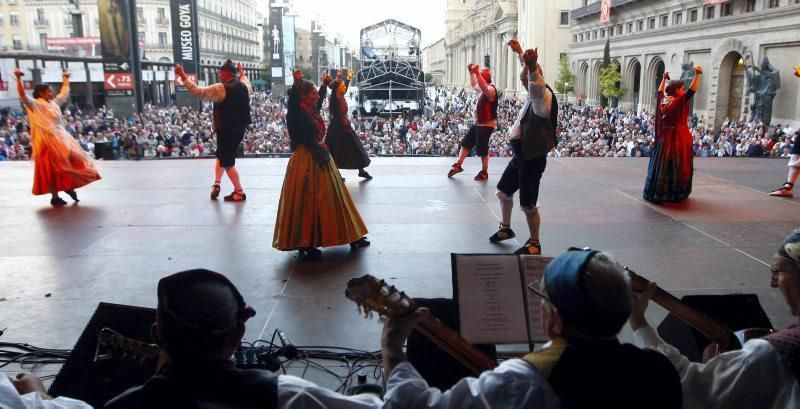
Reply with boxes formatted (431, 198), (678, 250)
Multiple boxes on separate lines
(104, 73), (133, 90)
(600, 0), (611, 23)
(175, 73), (197, 88)
(706, 0), (729, 3)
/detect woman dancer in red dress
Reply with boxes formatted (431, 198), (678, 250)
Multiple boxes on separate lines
(643, 66), (702, 203)
(14, 68), (101, 206)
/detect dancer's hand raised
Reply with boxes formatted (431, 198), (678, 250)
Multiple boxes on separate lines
(236, 61), (244, 77)
(62, 69), (70, 79)
(522, 48), (538, 70)
(13, 68), (23, 79)
(693, 66), (703, 75)
(507, 39), (523, 54)
(174, 64), (186, 79)
(663, 72), (670, 81)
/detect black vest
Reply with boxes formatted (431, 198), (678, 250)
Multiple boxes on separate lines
(519, 84), (559, 160)
(213, 79), (251, 134)
(104, 365), (278, 409)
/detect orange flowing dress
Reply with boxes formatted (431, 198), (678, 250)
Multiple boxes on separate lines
(22, 81), (101, 195)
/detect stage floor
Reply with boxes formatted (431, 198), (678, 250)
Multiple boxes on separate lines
(1, 156), (799, 377)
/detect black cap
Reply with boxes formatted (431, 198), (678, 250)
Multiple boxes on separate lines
(220, 59), (237, 75)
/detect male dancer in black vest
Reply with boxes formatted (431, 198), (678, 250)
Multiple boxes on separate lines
(176, 60), (251, 201)
(447, 64), (498, 180)
(490, 41), (558, 255)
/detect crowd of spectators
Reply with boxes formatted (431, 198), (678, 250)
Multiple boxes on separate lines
(0, 86), (795, 161)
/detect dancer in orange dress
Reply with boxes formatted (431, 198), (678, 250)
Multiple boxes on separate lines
(14, 68), (101, 206)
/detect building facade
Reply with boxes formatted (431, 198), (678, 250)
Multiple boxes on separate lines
(422, 37), (446, 85)
(444, 0), (572, 95)
(569, 0), (800, 128)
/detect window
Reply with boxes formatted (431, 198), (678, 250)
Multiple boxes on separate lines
(39, 33), (47, 47)
(722, 2), (734, 16)
(627, 22), (633, 33)
(648, 17), (656, 29)
(705, 5), (715, 19)
(746, 0), (757, 11)
(601, 29), (606, 38)
(661, 14), (668, 27)
(138, 32), (145, 43)
(10, 13), (19, 26)
(609, 27), (614, 36)
(159, 32), (167, 47)
(689, 8), (698, 22)
(36, 9), (45, 21)
(0, 16), (4, 27)
(573, 34), (578, 43)
(673, 12), (682, 24)
(136, 7), (144, 21)
(12, 35), (21, 50)
(592, 30), (597, 39)
(637, 20), (644, 31)
(618, 24), (623, 34)
(579, 33), (584, 41)
(560, 11), (569, 25)
(768, 0), (780, 7)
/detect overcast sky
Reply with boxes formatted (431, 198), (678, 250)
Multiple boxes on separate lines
(285, 0), (447, 49)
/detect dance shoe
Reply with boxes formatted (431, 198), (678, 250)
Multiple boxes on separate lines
(299, 248), (322, 261)
(65, 190), (79, 202)
(474, 170), (488, 181)
(489, 224), (516, 243)
(447, 163), (463, 177)
(210, 184), (221, 199)
(514, 239), (542, 256)
(770, 182), (794, 197)
(350, 237), (371, 249)
(358, 169), (373, 180)
(223, 190), (246, 202)
(50, 197), (68, 207)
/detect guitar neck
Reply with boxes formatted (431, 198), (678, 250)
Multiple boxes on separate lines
(630, 272), (740, 350)
(414, 314), (497, 375)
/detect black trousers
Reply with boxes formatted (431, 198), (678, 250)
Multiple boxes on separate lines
(496, 139), (547, 208)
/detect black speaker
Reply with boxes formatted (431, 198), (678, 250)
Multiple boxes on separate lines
(48, 302), (158, 408)
(656, 294), (773, 363)
(406, 298), (497, 390)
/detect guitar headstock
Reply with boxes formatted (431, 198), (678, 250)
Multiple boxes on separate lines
(94, 328), (161, 364)
(345, 275), (416, 319)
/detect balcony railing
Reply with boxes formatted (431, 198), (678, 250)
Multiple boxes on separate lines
(572, 0), (638, 20)
(156, 17), (169, 26)
(34, 18), (49, 27)
(137, 17), (147, 25)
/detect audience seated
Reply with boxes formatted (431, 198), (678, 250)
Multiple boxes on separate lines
(380, 249), (682, 408)
(630, 228), (800, 408)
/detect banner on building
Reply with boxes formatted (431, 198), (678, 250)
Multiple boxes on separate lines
(282, 13), (295, 86)
(170, 0), (200, 90)
(97, 0), (134, 96)
(269, 1), (285, 87)
(600, 0), (611, 23)
(706, 0), (729, 4)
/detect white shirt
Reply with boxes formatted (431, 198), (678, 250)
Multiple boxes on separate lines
(634, 326), (800, 409)
(0, 375), (92, 409)
(278, 375), (382, 408)
(510, 54), (552, 140)
(382, 359), (559, 408)
(183, 75), (253, 103)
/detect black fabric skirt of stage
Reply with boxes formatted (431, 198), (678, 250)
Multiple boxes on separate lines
(326, 126), (371, 170)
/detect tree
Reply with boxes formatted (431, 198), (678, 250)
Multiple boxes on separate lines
(424, 72), (434, 83)
(554, 54), (576, 99)
(599, 39), (611, 107)
(599, 60), (627, 105)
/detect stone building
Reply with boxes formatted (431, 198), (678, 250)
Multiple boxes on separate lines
(422, 37), (446, 85)
(444, 0), (573, 95)
(569, 0), (800, 128)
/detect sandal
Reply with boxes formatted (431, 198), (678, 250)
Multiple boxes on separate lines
(358, 169), (373, 180)
(489, 223), (516, 243)
(65, 190), (79, 202)
(223, 190), (246, 202)
(770, 182), (794, 197)
(514, 239), (542, 256)
(210, 183), (221, 199)
(50, 196), (68, 207)
(474, 170), (488, 181)
(447, 163), (463, 178)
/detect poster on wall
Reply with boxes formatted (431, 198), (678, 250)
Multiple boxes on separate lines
(269, 1), (285, 87)
(170, 0), (200, 90)
(600, 0), (611, 24)
(97, 0), (134, 96)
(282, 13), (295, 86)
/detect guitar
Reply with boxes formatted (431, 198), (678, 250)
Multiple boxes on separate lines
(94, 328), (161, 364)
(626, 268), (773, 360)
(345, 274), (498, 375)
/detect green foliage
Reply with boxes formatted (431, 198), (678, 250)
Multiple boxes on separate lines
(554, 54), (576, 95)
(424, 72), (434, 82)
(600, 39), (611, 107)
(599, 60), (627, 103)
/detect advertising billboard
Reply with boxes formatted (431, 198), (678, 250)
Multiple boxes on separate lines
(170, 0), (200, 90)
(269, 2), (285, 88)
(97, 0), (134, 96)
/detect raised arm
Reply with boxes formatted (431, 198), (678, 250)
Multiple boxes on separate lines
(317, 72), (331, 112)
(689, 66), (703, 92)
(236, 61), (253, 94)
(659, 72), (669, 94)
(175, 63), (225, 103)
(13, 68), (35, 110)
(472, 65), (495, 101)
(54, 70), (71, 106)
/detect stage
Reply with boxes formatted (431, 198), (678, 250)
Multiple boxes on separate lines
(1, 156), (799, 381)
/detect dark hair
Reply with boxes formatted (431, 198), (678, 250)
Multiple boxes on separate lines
(32, 84), (51, 99)
(297, 80), (316, 96)
(220, 59), (237, 75)
(665, 80), (684, 96)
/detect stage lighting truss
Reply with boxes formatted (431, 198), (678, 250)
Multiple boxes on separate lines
(357, 19), (425, 115)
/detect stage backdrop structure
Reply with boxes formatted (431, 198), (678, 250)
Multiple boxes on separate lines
(356, 19), (425, 116)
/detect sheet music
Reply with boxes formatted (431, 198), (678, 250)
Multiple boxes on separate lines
(454, 254), (529, 344)
(520, 255), (553, 342)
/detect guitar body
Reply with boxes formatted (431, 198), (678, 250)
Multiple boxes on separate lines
(703, 328), (775, 361)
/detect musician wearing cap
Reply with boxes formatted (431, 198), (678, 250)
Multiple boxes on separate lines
(381, 249), (682, 408)
(105, 269), (382, 408)
(630, 229), (800, 408)
(175, 60), (251, 202)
